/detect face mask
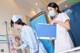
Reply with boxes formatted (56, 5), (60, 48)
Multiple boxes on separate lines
(49, 10), (56, 17)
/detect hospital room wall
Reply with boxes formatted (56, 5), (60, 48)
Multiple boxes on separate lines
(0, 0), (27, 35)
(0, 0), (28, 53)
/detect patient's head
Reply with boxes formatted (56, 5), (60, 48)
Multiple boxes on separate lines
(15, 36), (20, 42)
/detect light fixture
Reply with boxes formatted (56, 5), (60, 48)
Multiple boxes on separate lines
(36, 3), (38, 5)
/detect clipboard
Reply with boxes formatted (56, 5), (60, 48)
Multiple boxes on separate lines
(36, 23), (56, 40)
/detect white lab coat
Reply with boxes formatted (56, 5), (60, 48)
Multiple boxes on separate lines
(54, 13), (74, 53)
(19, 25), (47, 53)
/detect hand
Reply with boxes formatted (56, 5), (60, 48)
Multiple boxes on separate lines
(11, 48), (15, 51)
(13, 46), (20, 50)
(49, 37), (53, 41)
(50, 20), (59, 25)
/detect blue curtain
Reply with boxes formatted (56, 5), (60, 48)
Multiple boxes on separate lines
(30, 12), (54, 53)
(62, 2), (80, 47)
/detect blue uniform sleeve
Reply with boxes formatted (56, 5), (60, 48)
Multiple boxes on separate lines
(25, 26), (39, 52)
(20, 42), (28, 50)
(19, 36), (28, 50)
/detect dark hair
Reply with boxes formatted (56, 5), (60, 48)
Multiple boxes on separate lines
(48, 2), (61, 13)
(10, 19), (26, 27)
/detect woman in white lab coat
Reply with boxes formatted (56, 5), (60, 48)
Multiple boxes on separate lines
(10, 15), (47, 53)
(47, 2), (74, 53)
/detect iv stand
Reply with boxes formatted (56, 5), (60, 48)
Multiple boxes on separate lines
(5, 21), (10, 53)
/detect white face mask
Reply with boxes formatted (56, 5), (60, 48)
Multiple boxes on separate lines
(49, 10), (56, 17)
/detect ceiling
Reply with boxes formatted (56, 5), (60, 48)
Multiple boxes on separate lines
(12, 0), (77, 18)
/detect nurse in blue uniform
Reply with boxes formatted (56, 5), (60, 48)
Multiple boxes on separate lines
(10, 15), (47, 53)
